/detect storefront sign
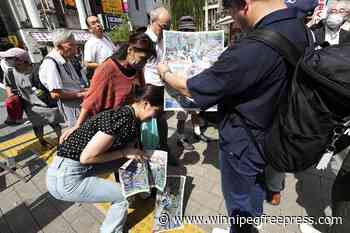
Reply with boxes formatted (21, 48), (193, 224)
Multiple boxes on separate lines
(101, 0), (124, 14)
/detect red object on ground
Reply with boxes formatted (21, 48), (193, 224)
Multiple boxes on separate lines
(5, 95), (23, 121)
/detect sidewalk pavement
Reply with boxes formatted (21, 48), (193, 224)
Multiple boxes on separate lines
(0, 107), (342, 233)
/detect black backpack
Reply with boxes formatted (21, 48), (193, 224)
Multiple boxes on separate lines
(234, 23), (350, 172)
(31, 57), (61, 108)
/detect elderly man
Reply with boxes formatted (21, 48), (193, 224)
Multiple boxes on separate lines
(157, 0), (309, 232)
(83, 15), (118, 73)
(312, 0), (350, 45)
(144, 6), (177, 164)
(39, 29), (87, 127)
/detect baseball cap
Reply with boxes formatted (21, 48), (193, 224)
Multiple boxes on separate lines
(0, 48), (30, 62)
(285, 0), (318, 18)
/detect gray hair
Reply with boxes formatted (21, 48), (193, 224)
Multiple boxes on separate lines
(52, 29), (75, 47)
(149, 6), (169, 23)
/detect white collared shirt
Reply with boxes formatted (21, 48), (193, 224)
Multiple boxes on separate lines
(325, 27), (340, 45)
(39, 49), (83, 126)
(84, 34), (118, 64)
(144, 27), (165, 86)
(39, 49), (82, 92)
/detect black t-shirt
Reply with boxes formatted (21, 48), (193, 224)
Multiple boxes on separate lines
(58, 106), (139, 162)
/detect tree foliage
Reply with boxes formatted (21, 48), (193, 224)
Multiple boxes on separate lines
(108, 14), (130, 43)
(163, 0), (205, 30)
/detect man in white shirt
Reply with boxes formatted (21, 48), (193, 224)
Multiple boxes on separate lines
(144, 6), (176, 165)
(84, 16), (118, 72)
(40, 29), (87, 127)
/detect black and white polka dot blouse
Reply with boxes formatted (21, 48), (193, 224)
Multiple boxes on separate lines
(58, 106), (139, 162)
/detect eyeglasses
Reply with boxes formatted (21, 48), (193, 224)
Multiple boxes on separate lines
(328, 8), (350, 15)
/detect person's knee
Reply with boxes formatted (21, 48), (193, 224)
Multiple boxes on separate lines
(112, 199), (129, 211)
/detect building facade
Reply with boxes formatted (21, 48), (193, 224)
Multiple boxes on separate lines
(0, 0), (127, 63)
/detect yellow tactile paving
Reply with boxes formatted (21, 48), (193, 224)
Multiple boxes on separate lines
(0, 132), (205, 233)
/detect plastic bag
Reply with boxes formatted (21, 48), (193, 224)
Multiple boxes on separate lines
(141, 117), (159, 150)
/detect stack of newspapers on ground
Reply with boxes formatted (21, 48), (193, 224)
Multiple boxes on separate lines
(119, 150), (186, 232)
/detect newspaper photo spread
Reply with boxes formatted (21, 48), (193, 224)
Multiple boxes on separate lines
(162, 30), (225, 111)
(153, 175), (186, 233)
(119, 150), (167, 198)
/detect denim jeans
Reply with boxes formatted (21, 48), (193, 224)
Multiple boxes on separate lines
(46, 156), (128, 233)
(219, 150), (266, 233)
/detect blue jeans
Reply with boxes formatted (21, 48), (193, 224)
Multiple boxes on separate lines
(46, 156), (128, 233)
(219, 150), (266, 233)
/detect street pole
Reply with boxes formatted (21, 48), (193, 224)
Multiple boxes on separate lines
(22, 0), (44, 28)
(7, 0), (22, 29)
(75, 0), (88, 29)
(205, 0), (208, 31)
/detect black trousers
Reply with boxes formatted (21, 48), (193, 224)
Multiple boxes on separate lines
(330, 134), (350, 232)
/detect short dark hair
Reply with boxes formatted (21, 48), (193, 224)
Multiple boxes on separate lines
(114, 31), (157, 61)
(223, 0), (246, 9)
(133, 85), (163, 107)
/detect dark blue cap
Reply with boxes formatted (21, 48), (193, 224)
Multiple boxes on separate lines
(285, 0), (319, 17)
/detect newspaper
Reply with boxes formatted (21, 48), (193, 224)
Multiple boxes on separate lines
(162, 30), (224, 111)
(119, 150), (167, 198)
(153, 175), (186, 233)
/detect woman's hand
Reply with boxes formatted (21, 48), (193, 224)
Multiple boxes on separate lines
(123, 148), (147, 162)
(59, 126), (79, 144)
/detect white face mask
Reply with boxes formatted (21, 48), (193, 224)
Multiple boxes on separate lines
(326, 13), (345, 30)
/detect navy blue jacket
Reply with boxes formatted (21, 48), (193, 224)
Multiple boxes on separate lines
(187, 8), (309, 175)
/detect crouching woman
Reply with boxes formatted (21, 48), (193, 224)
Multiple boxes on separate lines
(46, 85), (162, 233)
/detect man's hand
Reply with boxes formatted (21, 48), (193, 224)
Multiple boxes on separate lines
(123, 148), (147, 162)
(156, 62), (192, 97)
(157, 63), (171, 80)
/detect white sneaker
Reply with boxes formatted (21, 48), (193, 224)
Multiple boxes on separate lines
(212, 228), (229, 233)
(299, 223), (322, 233)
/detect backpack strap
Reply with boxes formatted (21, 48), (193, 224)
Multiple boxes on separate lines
(7, 69), (17, 89)
(6, 68), (21, 96)
(246, 29), (301, 66)
(44, 56), (61, 77)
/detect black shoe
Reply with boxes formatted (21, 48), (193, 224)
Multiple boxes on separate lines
(177, 138), (195, 151)
(194, 133), (212, 143)
(39, 139), (55, 149)
(4, 119), (23, 126)
(167, 152), (179, 166)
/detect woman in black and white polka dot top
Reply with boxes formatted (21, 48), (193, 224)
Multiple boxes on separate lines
(46, 85), (162, 233)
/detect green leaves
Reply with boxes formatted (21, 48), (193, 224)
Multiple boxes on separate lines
(163, 0), (205, 30)
(108, 14), (130, 43)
